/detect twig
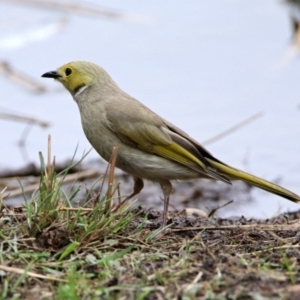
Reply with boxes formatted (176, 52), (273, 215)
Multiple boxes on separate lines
(58, 207), (93, 212)
(107, 147), (118, 199)
(202, 112), (263, 146)
(2, 0), (152, 24)
(47, 135), (52, 177)
(18, 122), (34, 163)
(0, 265), (66, 282)
(0, 111), (50, 128)
(0, 160), (85, 178)
(5, 169), (99, 199)
(44, 134), (52, 192)
(97, 162), (112, 205)
(0, 108), (51, 164)
(44, 136), (50, 192)
(0, 187), (7, 211)
(268, 231), (290, 243)
(172, 221), (300, 232)
(106, 147), (118, 210)
(208, 200), (234, 217)
(250, 244), (300, 254)
(117, 184), (121, 205)
(180, 271), (203, 297)
(0, 60), (48, 94)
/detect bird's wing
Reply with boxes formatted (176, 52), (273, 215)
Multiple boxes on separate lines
(106, 103), (230, 183)
(162, 118), (228, 165)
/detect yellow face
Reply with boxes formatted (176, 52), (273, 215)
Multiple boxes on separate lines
(42, 61), (93, 96)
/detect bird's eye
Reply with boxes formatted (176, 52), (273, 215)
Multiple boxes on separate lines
(65, 68), (72, 76)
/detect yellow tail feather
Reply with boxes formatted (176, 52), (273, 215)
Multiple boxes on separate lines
(207, 159), (300, 203)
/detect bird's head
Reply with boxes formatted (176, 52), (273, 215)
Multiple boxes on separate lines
(42, 61), (112, 99)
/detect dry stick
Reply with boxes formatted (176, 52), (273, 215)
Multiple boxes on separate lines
(268, 231), (290, 243)
(251, 244), (300, 254)
(2, 0), (150, 23)
(96, 162), (111, 206)
(0, 109), (50, 164)
(117, 184), (121, 205)
(202, 112), (263, 146)
(0, 60), (47, 94)
(5, 169), (99, 199)
(106, 147), (118, 211)
(0, 187), (7, 211)
(107, 147), (118, 198)
(180, 271), (203, 298)
(94, 151), (119, 206)
(0, 265), (66, 282)
(0, 111), (50, 127)
(85, 150), (117, 247)
(46, 134), (52, 192)
(91, 148), (118, 207)
(43, 135), (50, 192)
(208, 200), (234, 217)
(58, 207), (93, 212)
(0, 186), (7, 197)
(18, 122), (34, 163)
(47, 135), (51, 176)
(171, 222), (300, 232)
(0, 159), (88, 179)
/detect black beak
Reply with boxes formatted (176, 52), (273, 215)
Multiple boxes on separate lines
(41, 71), (62, 79)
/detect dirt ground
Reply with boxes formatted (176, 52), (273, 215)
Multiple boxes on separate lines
(1, 205), (300, 299)
(1, 159), (300, 299)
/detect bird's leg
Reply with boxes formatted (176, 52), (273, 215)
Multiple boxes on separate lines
(115, 176), (144, 210)
(160, 181), (172, 227)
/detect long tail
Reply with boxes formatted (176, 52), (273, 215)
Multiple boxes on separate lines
(207, 159), (300, 203)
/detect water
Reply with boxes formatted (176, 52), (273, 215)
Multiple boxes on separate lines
(1, 0), (299, 217)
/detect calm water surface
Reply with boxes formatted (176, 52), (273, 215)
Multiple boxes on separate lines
(0, 0), (299, 217)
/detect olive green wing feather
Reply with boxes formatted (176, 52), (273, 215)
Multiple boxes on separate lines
(105, 104), (230, 183)
(162, 118), (227, 165)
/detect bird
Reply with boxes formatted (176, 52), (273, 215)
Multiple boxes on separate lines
(42, 61), (300, 226)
